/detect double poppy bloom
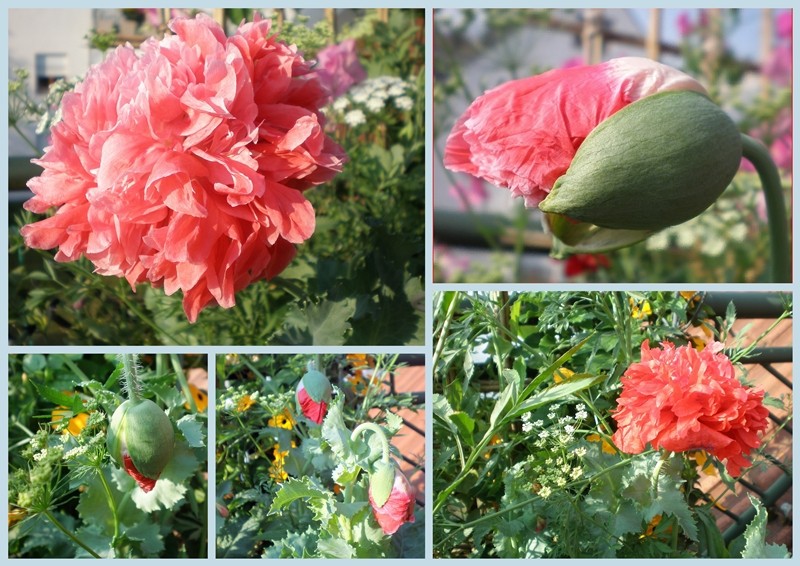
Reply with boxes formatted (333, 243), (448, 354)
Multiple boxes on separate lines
(612, 340), (769, 477)
(22, 14), (346, 322)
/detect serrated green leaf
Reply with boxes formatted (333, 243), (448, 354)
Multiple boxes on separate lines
(613, 501), (644, 538)
(124, 521), (165, 556)
(217, 513), (263, 558)
(383, 411), (404, 436)
(177, 414), (205, 448)
(741, 494), (791, 558)
(646, 492), (698, 542)
(320, 394), (353, 465)
(317, 537), (355, 558)
(73, 524), (113, 558)
(269, 477), (328, 514)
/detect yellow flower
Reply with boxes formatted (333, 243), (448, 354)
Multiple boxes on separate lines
(51, 409), (89, 436)
(236, 394), (255, 413)
(629, 298), (652, 319)
(483, 434), (503, 459)
(554, 368), (575, 383)
(184, 384), (208, 412)
(691, 450), (718, 477)
(679, 291), (698, 301)
(269, 442), (295, 483)
(346, 354), (374, 369)
(640, 514), (663, 539)
(268, 409), (295, 430)
(586, 433), (616, 455)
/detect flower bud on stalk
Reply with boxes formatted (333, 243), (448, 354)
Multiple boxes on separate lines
(296, 368), (332, 424)
(368, 465), (416, 535)
(107, 399), (175, 492)
(445, 57), (743, 253)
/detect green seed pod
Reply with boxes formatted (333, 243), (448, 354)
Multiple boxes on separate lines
(301, 368), (332, 404)
(369, 460), (396, 508)
(107, 398), (174, 480)
(539, 90), (742, 249)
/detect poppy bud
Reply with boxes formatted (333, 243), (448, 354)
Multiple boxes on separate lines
(445, 57), (742, 252)
(539, 90), (741, 250)
(295, 368), (332, 424)
(107, 399), (175, 492)
(368, 466), (416, 535)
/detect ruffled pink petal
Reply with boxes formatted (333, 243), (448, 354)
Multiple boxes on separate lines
(369, 469), (416, 535)
(444, 57), (707, 207)
(21, 13), (347, 322)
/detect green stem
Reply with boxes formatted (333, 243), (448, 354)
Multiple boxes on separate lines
(12, 122), (42, 156)
(651, 451), (671, 496)
(350, 423), (390, 463)
(432, 292), (459, 372)
(120, 354), (141, 401)
(740, 134), (790, 282)
(171, 354), (196, 413)
(43, 509), (101, 558)
(97, 469), (120, 541)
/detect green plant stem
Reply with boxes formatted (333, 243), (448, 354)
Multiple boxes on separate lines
(235, 414), (271, 460)
(350, 423), (390, 462)
(171, 354), (196, 413)
(740, 134), (790, 282)
(120, 354), (142, 401)
(43, 509), (101, 558)
(97, 469), (120, 541)
(651, 450), (671, 496)
(11, 122), (42, 156)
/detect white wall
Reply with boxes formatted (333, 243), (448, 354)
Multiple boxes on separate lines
(8, 9), (96, 157)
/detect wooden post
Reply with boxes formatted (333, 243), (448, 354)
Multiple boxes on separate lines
(212, 8), (225, 29)
(701, 9), (723, 92)
(377, 8), (389, 23)
(582, 9), (604, 65)
(325, 8), (336, 40)
(760, 9), (774, 97)
(646, 9), (661, 60)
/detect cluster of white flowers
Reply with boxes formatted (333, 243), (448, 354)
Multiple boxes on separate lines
(330, 75), (416, 128)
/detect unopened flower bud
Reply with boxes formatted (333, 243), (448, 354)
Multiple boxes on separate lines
(107, 399), (175, 492)
(539, 90), (742, 250)
(368, 465), (415, 535)
(296, 368), (332, 424)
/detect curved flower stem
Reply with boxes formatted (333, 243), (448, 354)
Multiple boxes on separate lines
(740, 134), (791, 282)
(97, 469), (121, 541)
(43, 509), (101, 558)
(120, 354), (142, 401)
(350, 422), (390, 463)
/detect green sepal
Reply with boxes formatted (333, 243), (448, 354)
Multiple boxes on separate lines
(369, 460), (395, 507)
(539, 90), (742, 234)
(107, 399), (175, 479)
(301, 369), (332, 404)
(544, 212), (653, 254)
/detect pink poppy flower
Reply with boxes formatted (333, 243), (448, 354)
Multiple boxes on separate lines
(368, 467), (416, 535)
(444, 57), (707, 208)
(21, 14), (346, 322)
(311, 38), (367, 102)
(612, 340), (770, 477)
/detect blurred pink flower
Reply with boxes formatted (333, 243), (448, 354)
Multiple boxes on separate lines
(434, 244), (471, 282)
(444, 57), (706, 207)
(312, 39), (367, 102)
(560, 56), (584, 69)
(612, 340), (769, 477)
(564, 253), (610, 277)
(140, 8), (189, 28)
(21, 14), (346, 322)
(776, 10), (792, 39)
(677, 12), (694, 37)
(449, 177), (488, 210)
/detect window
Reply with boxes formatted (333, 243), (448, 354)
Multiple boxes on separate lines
(35, 53), (67, 94)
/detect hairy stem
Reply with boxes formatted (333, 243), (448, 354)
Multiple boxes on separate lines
(351, 422), (390, 463)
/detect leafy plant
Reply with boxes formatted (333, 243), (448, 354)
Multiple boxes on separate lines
(216, 353), (424, 558)
(433, 291), (792, 558)
(8, 353), (208, 558)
